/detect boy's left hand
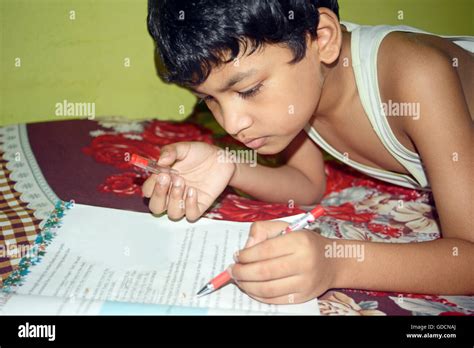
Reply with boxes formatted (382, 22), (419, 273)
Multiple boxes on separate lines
(230, 220), (337, 304)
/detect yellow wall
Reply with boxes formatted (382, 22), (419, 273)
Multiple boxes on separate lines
(0, 0), (197, 126)
(340, 0), (474, 35)
(1, 0), (473, 126)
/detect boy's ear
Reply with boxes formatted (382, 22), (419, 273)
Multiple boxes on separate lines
(313, 8), (342, 65)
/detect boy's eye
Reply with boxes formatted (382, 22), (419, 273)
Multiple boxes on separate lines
(197, 83), (263, 104)
(238, 83), (263, 100)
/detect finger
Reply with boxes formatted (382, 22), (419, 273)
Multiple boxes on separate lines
(246, 292), (305, 305)
(142, 174), (159, 198)
(184, 187), (201, 222)
(158, 142), (191, 166)
(166, 176), (186, 220)
(235, 275), (301, 299)
(237, 233), (296, 264)
(148, 174), (171, 214)
(231, 254), (299, 282)
(244, 220), (290, 249)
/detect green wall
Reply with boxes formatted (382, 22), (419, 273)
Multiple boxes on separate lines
(0, 0), (197, 126)
(340, 0), (474, 35)
(0, 0), (473, 126)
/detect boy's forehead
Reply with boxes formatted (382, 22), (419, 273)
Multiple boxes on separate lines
(194, 42), (292, 91)
(195, 68), (259, 94)
(219, 41), (290, 71)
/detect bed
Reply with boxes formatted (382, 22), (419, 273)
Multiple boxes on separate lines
(0, 111), (472, 316)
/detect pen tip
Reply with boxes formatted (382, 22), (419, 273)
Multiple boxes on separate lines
(196, 284), (209, 296)
(196, 284), (212, 297)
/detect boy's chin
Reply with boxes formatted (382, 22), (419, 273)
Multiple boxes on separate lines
(255, 147), (276, 155)
(254, 141), (284, 156)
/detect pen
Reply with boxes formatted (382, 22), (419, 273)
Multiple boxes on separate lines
(196, 205), (326, 297)
(129, 153), (179, 175)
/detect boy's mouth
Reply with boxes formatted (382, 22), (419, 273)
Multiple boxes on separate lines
(243, 136), (267, 149)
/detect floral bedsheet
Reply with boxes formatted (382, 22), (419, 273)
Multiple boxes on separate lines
(0, 110), (472, 316)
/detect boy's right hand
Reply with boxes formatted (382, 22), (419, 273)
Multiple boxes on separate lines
(141, 141), (236, 222)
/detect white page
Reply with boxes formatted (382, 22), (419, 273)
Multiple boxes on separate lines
(1, 204), (319, 315)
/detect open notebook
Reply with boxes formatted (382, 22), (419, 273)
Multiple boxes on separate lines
(0, 204), (319, 315)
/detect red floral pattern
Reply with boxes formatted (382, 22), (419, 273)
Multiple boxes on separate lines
(98, 172), (146, 196)
(324, 202), (375, 223)
(142, 120), (213, 146)
(324, 162), (423, 201)
(81, 118), (471, 316)
(367, 222), (402, 238)
(83, 134), (161, 169)
(206, 193), (305, 221)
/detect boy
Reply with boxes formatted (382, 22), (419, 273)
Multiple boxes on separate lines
(143, 0), (473, 303)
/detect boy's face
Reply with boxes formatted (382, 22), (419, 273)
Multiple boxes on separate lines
(190, 39), (323, 155)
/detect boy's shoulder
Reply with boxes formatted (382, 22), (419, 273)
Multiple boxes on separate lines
(377, 30), (455, 96)
(376, 30), (459, 127)
(374, 28), (474, 148)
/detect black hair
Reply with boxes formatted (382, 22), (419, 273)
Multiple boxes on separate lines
(147, 0), (340, 87)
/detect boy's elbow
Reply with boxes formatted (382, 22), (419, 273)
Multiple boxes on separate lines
(297, 178), (326, 206)
(307, 191), (325, 206)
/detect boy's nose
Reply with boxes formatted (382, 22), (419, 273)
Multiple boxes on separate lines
(221, 110), (252, 136)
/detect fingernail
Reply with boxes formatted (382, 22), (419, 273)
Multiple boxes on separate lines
(187, 187), (194, 198)
(173, 179), (182, 188)
(233, 250), (239, 263)
(245, 236), (254, 248)
(157, 174), (169, 185)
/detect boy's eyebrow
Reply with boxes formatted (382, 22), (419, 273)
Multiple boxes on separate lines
(190, 68), (258, 95)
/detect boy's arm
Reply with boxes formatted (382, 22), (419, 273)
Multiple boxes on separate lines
(332, 237), (474, 294)
(230, 130), (326, 205)
(379, 32), (473, 239)
(233, 36), (473, 301)
(334, 34), (474, 295)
